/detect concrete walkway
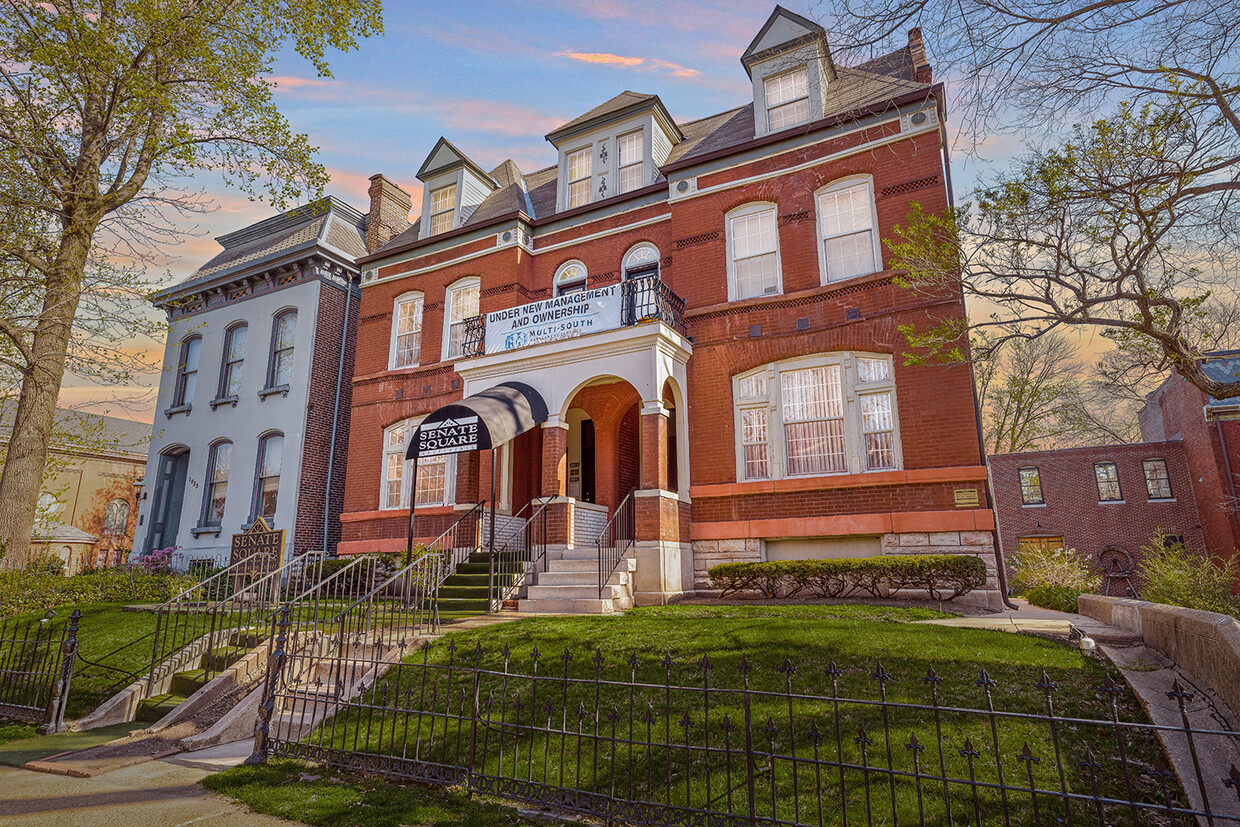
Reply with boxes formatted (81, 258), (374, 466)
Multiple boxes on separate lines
(916, 597), (1142, 643)
(0, 746), (293, 826)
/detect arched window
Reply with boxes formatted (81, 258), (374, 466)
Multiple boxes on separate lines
(725, 203), (781, 300)
(381, 420), (456, 509)
(267, 309), (297, 388)
(554, 260), (588, 296)
(443, 278), (480, 360)
(173, 335), (202, 407)
(202, 440), (232, 526)
(218, 323), (247, 399)
(254, 432), (283, 521)
(622, 244), (660, 281)
(816, 177), (880, 283)
(390, 292), (424, 369)
(103, 499), (131, 536)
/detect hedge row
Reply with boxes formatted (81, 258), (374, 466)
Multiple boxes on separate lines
(0, 569), (195, 617)
(708, 555), (988, 601)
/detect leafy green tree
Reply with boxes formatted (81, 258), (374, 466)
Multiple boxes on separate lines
(0, 1), (382, 567)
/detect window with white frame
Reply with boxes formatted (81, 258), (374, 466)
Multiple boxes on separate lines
(733, 353), (901, 480)
(617, 131), (644, 195)
(818, 179), (879, 282)
(727, 204), (780, 300)
(765, 66), (810, 131)
(381, 420), (456, 509)
(623, 244), (660, 280)
(430, 184), (457, 235)
(202, 440), (232, 526)
(267, 310), (296, 388)
(172, 336), (201, 407)
(554, 261), (587, 296)
(253, 432), (283, 521)
(567, 147), (592, 209)
(390, 293), (423, 369)
(443, 279), (480, 360)
(219, 324), (247, 398)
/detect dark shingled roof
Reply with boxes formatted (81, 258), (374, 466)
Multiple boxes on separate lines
(369, 46), (931, 257)
(0, 400), (150, 457)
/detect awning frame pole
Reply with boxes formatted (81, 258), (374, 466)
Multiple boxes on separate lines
(405, 459), (419, 568)
(488, 448), (497, 612)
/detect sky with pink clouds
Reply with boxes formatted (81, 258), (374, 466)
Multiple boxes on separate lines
(62, 0), (1022, 423)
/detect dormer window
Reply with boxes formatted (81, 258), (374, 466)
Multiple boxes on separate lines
(617, 131), (644, 194)
(765, 67), (810, 131)
(567, 148), (592, 209)
(430, 184), (456, 234)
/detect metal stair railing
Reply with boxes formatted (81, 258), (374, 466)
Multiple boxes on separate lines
(596, 490), (636, 598)
(489, 497), (554, 612)
(144, 552), (293, 699)
(430, 501), (486, 586)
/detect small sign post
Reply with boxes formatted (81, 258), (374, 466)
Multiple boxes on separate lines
(229, 517), (285, 575)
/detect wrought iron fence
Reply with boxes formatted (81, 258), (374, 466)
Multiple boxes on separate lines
(598, 489), (635, 597)
(488, 498), (551, 612)
(252, 638), (1240, 826)
(0, 608), (79, 732)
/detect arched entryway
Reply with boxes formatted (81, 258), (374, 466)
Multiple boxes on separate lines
(563, 377), (642, 516)
(146, 445), (190, 553)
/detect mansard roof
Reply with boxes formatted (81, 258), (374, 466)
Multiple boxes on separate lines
(153, 196), (366, 305)
(365, 42), (933, 260)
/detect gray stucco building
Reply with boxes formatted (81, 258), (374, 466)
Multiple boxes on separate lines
(133, 197), (365, 567)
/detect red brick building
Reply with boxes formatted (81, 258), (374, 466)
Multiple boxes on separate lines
(340, 8), (999, 610)
(989, 442), (1203, 590)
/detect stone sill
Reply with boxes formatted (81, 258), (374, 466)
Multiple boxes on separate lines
(258, 384), (290, 399)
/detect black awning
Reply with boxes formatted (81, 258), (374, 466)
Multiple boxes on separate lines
(406, 381), (548, 460)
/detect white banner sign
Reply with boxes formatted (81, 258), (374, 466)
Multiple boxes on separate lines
(484, 284), (623, 354)
(416, 415), (480, 457)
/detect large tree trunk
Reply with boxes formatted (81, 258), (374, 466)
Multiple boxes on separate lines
(0, 224), (92, 569)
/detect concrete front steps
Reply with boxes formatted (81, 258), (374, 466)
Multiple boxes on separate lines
(518, 549), (635, 614)
(134, 631), (257, 723)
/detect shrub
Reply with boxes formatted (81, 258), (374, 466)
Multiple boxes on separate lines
(303, 552), (403, 596)
(708, 555), (987, 601)
(1010, 543), (1100, 593)
(0, 569), (194, 616)
(1023, 585), (1082, 614)
(1137, 531), (1240, 617)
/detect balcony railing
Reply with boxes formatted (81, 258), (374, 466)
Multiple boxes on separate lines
(460, 274), (687, 359)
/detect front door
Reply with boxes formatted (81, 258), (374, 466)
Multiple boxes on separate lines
(147, 450), (189, 552)
(580, 419), (596, 504)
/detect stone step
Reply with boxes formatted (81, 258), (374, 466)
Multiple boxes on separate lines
(517, 597), (622, 614)
(544, 557), (636, 573)
(170, 668), (209, 697)
(136, 692), (186, 723)
(525, 583), (630, 601)
(537, 570), (629, 587)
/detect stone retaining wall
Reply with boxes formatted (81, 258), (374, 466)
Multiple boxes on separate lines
(1077, 594), (1240, 723)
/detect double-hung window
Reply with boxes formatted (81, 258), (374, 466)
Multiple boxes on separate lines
(734, 353), (901, 480)
(203, 440), (232, 526)
(430, 184), (456, 235)
(567, 147), (592, 209)
(617, 131), (644, 195)
(381, 420), (456, 509)
(765, 66), (810, 131)
(219, 324), (246, 398)
(443, 279), (480, 360)
(173, 336), (201, 407)
(390, 294), (423, 368)
(727, 204), (780, 300)
(1019, 467), (1045, 504)
(1143, 459), (1173, 499)
(268, 310), (296, 388)
(1095, 462), (1122, 501)
(818, 180), (878, 282)
(254, 433), (283, 521)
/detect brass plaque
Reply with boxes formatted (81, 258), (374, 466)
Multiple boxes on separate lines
(953, 489), (980, 508)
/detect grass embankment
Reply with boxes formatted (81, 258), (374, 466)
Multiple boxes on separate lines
(240, 604), (1169, 826)
(205, 760), (544, 827)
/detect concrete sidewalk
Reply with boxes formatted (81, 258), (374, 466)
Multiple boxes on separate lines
(0, 743), (291, 826)
(916, 597), (1142, 643)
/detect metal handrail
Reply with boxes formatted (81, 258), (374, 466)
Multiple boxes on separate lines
(597, 489), (636, 597)
(430, 501), (486, 586)
(153, 553), (280, 611)
(489, 496), (555, 612)
(332, 550), (441, 624)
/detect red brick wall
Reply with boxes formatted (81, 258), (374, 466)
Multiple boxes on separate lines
(989, 442), (1203, 573)
(293, 279), (357, 556)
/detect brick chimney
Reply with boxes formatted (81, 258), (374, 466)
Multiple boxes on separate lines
(366, 174), (412, 253)
(908, 28), (932, 84)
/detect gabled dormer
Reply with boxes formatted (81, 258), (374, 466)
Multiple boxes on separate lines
(415, 137), (499, 239)
(742, 6), (835, 138)
(545, 91), (683, 213)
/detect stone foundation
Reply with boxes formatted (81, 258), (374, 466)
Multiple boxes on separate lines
(692, 538), (763, 591)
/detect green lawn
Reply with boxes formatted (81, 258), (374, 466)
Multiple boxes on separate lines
(204, 760), (544, 827)
(265, 604), (1174, 827)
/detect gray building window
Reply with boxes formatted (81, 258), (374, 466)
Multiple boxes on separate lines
(219, 323), (247, 398)
(254, 432), (283, 521)
(1143, 458), (1173, 499)
(173, 336), (201, 407)
(203, 440), (232, 526)
(267, 310), (297, 388)
(1018, 467), (1044, 505)
(1094, 462), (1122, 502)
